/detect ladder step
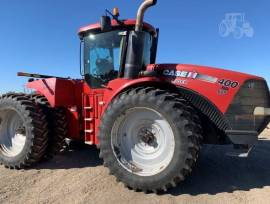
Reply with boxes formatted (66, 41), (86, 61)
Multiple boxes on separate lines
(85, 141), (93, 145)
(84, 118), (93, 122)
(85, 129), (94, 133)
(84, 106), (92, 110)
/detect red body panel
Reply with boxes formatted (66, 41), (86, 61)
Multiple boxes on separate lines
(27, 78), (83, 107)
(26, 64), (264, 145)
(27, 79), (84, 140)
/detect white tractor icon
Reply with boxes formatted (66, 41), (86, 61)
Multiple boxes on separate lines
(219, 13), (254, 39)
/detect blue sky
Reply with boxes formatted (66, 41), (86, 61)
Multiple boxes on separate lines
(0, 0), (269, 93)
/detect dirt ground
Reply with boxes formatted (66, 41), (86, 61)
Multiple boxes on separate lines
(0, 125), (270, 204)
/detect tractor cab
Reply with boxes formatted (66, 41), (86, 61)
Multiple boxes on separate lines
(79, 19), (158, 88)
(225, 13), (245, 23)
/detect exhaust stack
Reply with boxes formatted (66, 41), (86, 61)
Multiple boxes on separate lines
(124, 0), (158, 79)
(135, 0), (157, 31)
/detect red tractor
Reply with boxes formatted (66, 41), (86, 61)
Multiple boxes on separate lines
(0, 0), (269, 193)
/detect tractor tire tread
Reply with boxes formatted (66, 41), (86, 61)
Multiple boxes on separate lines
(0, 93), (49, 168)
(98, 87), (202, 193)
(30, 94), (67, 159)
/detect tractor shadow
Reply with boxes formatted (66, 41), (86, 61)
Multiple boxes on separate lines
(168, 138), (270, 196)
(34, 138), (270, 196)
(35, 143), (102, 170)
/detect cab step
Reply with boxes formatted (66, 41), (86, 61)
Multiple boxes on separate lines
(85, 129), (94, 133)
(84, 118), (93, 122)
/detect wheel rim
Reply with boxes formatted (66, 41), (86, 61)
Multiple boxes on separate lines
(0, 109), (26, 157)
(111, 107), (175, 177)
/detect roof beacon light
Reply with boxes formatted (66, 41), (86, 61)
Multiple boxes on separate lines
(113, 8), (120, 17)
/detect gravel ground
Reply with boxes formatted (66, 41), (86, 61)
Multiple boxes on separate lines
(0, 125), (270, 204)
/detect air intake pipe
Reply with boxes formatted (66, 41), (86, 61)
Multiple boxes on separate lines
(124, 0), (157, 79)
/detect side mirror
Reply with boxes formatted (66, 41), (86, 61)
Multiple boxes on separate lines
(100, 16), (112, 32)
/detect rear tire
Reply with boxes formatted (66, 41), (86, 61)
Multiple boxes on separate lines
(99, 88), (202, 192)
(0, 93), (49, 168)
(30, 94), (67, 159)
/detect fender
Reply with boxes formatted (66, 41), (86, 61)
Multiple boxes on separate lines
(102, 77), (230, 132)
(101, 77), (172, 112)
(27, 78), (83, 108)
(27, 78), (84, 140)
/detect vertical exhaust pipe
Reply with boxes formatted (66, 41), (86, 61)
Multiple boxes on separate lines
(135, 0), (157, 31)
(124, 0), (158, 79)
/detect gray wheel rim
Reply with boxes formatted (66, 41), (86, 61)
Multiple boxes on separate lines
(0, 109), (26, 157)
(111, 107), (175, 177)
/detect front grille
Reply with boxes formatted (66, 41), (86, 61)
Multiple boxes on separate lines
(225, 79), (270, 133)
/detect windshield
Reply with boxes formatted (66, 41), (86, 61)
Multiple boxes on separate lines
(84, 30), (152, 88)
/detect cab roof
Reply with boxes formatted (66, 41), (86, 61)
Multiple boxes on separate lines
(78, 19), (156, 37)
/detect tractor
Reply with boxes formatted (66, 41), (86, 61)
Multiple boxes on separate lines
(0, 0), (269, 193)
(219, 13), (254, 39)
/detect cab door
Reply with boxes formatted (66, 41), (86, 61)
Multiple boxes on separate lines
(82, 31), (123, 144)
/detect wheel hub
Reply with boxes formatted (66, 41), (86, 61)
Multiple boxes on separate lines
(138, 128), (156, 146)
(16, 126), (26, 135)
(0, 109), (26, 157)
(111, 107), (175, 177)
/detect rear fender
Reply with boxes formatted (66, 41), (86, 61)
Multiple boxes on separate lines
(27, 78), (83, 141)
(27, 78), (83, 108)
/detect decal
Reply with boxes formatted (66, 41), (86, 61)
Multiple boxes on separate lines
(218, 86), (229, 95)
(218, 79), (239, 88)
(162, 70), (198, 79)
(162, 69), (218, 84)
(171, 79), (188, 85)
(195, 75), (218, 83)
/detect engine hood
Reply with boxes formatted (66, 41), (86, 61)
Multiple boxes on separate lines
(149, 64), (263, 82)
(146, 64), (265, 113)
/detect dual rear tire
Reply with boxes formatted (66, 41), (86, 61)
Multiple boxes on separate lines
(0, 93), (67, 168)
(30, 94), (67, 159)
(0, 94), (49, 168)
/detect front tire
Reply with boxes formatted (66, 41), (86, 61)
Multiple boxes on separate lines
(99, 88), (202, 192)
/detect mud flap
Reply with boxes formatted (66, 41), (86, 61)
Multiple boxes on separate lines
(226, 145), (254, 158)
